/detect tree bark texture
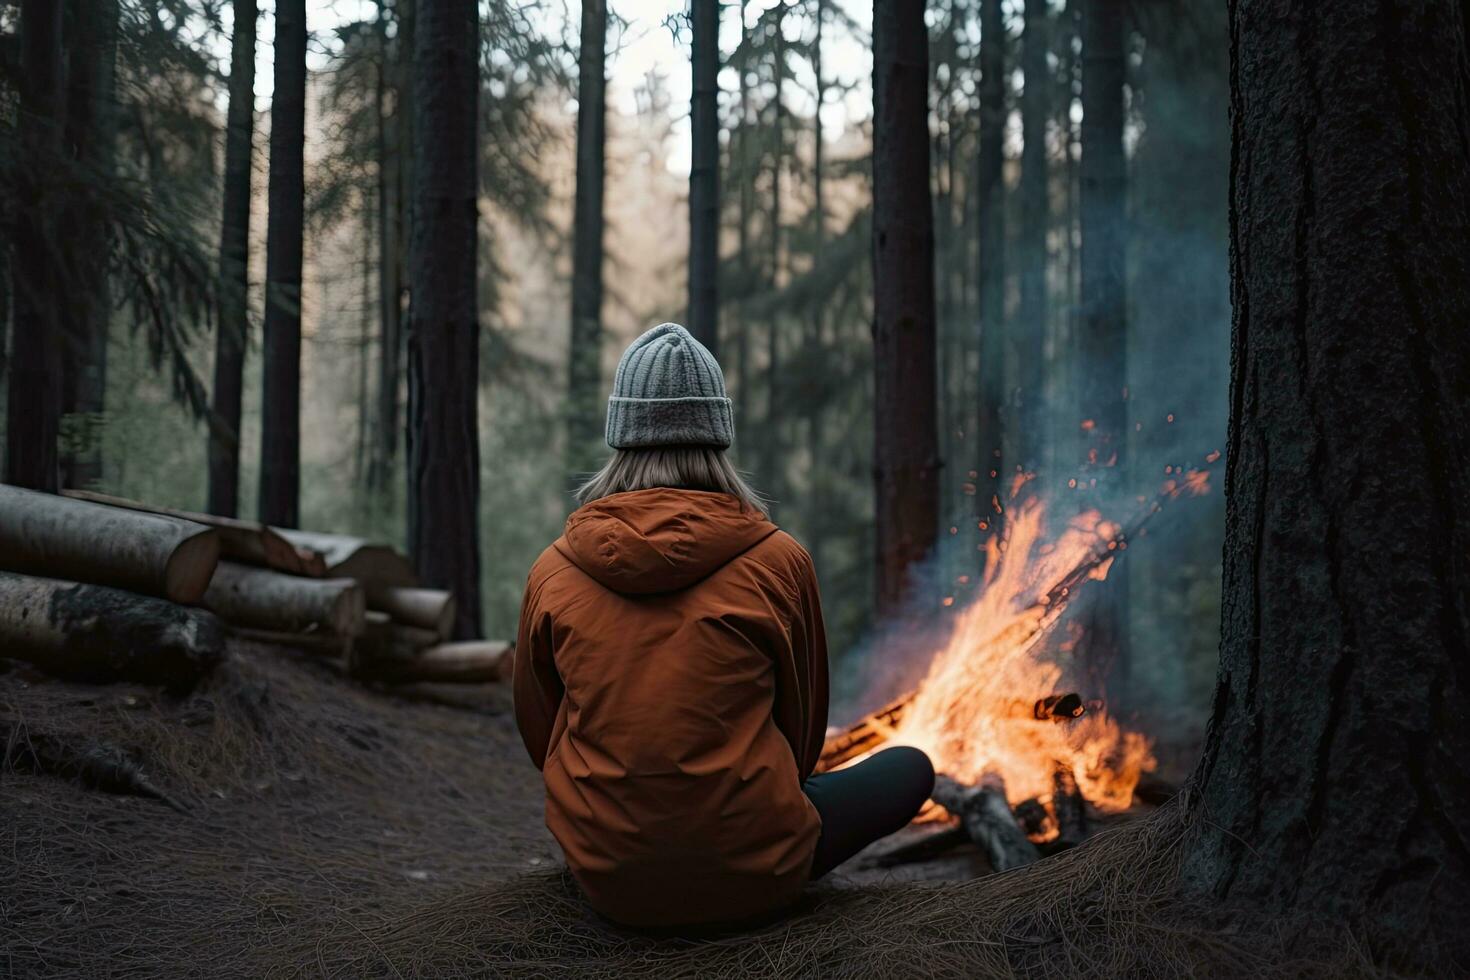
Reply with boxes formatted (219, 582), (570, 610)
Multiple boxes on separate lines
(1016, 0), (1048, 472)
(1181, 0), (1470, 959)
(687, 0), (720, 357)
(5, 0), (65, 492)
(369, 0), (404, 494)
(871, 0), (939, 617)
(0, 571), (226, 690)
(59, 0), (119, 491)
(208, 0), (258, 518)
(566, 0), (608, 478)
(406, 0), (482, 640)
(258, 0), (307, 528)
(1076, 0), (1129, 696)
(974, 0), (1006, 544)
(0, 484), (221, 605)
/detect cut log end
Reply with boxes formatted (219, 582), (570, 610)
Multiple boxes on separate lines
(163, 530), (222, 605)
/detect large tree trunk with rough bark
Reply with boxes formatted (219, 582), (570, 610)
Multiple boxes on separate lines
(687, 0), (719, 357)
(59, 0), (119, 491)
(871, 0), (939, 617)
(406, 0), (482, 640)
(1180, 0), (1470, 963)
(974, 0), (1006, 548)
(208, 0), (258, 518)
(1076, 0), (1129, 696)
(565, 0), (608, 479)
(5, 0), (65, 492)
(1015, 0), (1048, 473)
(258, 0), (307, 528)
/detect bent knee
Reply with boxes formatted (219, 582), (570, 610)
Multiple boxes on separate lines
(879, 745), (936, 805)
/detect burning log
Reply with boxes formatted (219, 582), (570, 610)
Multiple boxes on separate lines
(351, 640), (511, 685)
(60, 490), (319, 577)
(0, 484), (220, 604)
(1051, 766), (1089, 847)
(1033, 692), (1086, 721)
(0, 571), (226, 689)
(203, 562), (366, 637)
(366, 586), (456, 640)
(815, 693), (912, 773)
(1013, 798), (1049, 838)
(930, 774), (1040, 872)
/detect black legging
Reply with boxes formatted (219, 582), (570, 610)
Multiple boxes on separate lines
(802, 745), (936, 878)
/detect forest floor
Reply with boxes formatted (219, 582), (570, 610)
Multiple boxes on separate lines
(0, 642), (1382, 979)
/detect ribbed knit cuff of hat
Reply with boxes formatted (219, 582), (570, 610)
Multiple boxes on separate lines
(606, 395), (734, 449)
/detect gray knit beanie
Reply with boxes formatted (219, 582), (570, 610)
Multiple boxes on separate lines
(605, 322), (734, 449)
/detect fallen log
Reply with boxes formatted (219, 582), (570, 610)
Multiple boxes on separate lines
(0, 484), (220, 604)
(0, 571), (225, 689)
(352, 640), (511, 685)
(275, 529), (416, 592)
(930, 774), (1040, 872)
(228, 626), (351, 657)
(867, 823), (971, 868)
(60, 489), (318, 576)
(366, 586), (455, 639)
(203, 562), (365, 637)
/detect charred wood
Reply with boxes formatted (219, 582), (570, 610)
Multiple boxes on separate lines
(930, 774), (1040, 871)
(1052, 766), (1088, 846)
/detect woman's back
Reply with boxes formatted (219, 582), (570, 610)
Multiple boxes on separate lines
(515, 487), (827, 928)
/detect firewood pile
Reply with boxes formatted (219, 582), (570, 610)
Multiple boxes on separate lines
(0, 484), (511, 691)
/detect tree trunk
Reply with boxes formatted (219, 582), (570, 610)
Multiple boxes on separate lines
(0, 484), (221, 604)
(258, 0), (307, 528)
(1180, 0), (1470, 960)
(805, 0), (826, 575)
(406, 0), (482, 640)
(687, 0), (719, 357)
(974, 0), (1006, 550)
(761, 1), (786, 514)
(566, 0), (607, 479)
(1076, 0), (1128, 696)
(207, 0), (258, 518)
(5, 0), (65, 492)
(871, 0), (939, 617)
(1015, 0), (1048, 473)
(369, 0), (403, 495)
(59, 0), (119, 491)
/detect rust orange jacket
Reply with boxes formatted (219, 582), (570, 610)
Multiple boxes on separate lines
(514, 488), (829, 928)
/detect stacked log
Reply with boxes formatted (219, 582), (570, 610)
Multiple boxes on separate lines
(0, 485), (511, 689)
(0, 484), (220, 604)
(0, 571), (225, 689)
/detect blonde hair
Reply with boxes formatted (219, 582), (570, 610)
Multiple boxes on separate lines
(575, 447), (767, 513)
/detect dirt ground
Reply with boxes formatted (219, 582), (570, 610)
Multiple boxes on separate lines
(0, 640), (1009, 977)
(0, 642), (1381, 979)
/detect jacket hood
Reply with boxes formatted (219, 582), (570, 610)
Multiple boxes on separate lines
(558, 488), (777, 595)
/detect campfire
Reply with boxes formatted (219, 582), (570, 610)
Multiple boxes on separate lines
(819, 465), (1214, 869)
